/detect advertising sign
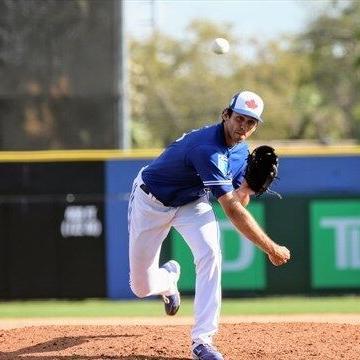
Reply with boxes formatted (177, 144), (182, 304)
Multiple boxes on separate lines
(311, 201), (360, 288)
(172, 201), (266, 291)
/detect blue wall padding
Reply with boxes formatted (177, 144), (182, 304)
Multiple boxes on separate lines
(272, 156), (360, 195)
(105, 159), (150, 298)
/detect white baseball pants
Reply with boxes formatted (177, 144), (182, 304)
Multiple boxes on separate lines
(128, 169), (222, 345)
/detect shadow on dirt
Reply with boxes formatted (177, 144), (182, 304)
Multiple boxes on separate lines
(0, 334), (190, 360)
(0, 356), (189, 360)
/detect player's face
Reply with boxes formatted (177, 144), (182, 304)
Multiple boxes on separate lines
(223, 111), (258, 146)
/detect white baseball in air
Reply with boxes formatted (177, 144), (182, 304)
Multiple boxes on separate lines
(211, 38), (230, 54)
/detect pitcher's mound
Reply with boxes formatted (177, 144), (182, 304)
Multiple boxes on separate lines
(0, 323), (359, 359)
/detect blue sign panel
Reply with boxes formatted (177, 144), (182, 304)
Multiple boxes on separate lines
(272, 156), (360, 195)
(105, 159), (150, 298)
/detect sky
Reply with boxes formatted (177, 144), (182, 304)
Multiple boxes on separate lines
(125, 0), (329, 42)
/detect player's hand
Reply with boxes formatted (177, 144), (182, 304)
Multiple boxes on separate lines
(268, 245), (290, 266)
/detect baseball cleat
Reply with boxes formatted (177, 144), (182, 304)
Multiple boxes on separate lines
(192, 343), (224, 360)
(161, 260), (181, 316)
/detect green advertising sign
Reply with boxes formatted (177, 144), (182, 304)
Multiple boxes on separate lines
(171, 201), (266, 291)
(311, 200), (360, 288)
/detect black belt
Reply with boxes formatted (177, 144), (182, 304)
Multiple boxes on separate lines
(140, 183), (150, 195)
(140, 183), (167, 206)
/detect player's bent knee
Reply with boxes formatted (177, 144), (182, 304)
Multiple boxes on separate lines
(130, 277), (151, 298)
(131, 288), (149, 298)
(130, 283), (149, 298)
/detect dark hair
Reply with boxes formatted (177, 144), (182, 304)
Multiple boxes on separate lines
(220, 107), (233, 123)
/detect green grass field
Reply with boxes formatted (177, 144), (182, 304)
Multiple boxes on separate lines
(0, 296), (359, 318)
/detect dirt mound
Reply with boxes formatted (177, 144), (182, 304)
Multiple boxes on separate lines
(0, 322), (359, 359)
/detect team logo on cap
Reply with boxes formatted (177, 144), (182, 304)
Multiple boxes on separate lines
(245, 99), (258, 109)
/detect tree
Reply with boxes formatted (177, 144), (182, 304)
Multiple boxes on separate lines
(129, 20), (312, 147)
(129, 20), (240, 147)
(129, 2), (360, 148)
(297, 0), (360, 142)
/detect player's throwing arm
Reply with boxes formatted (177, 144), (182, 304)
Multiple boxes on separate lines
(219, 145), (290, 265)
(218, 191), (290, 266)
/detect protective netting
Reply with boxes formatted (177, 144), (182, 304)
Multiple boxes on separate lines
(0, 0), (122, 149)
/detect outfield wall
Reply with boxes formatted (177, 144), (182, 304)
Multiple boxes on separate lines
(0, 162), (106, 299)
(0, 148), (359, 299)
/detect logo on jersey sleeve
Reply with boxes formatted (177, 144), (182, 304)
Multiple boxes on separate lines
(218, 154), (229, 176)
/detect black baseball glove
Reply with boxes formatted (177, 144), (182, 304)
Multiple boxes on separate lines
(244, 145), (280, 197)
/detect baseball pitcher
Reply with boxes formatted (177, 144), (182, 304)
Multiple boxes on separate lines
(128, 90), (291, 360)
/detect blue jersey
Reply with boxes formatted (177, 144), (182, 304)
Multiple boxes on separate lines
(142, 123), (249, 207)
